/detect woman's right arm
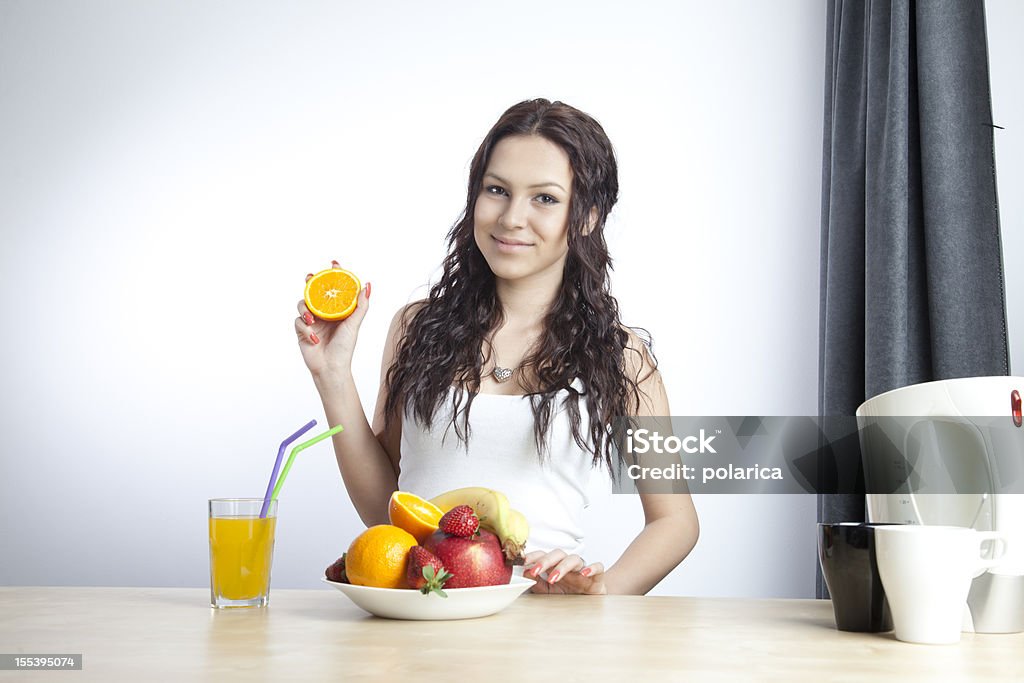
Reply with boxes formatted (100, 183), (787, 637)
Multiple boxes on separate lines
(294, 271), (410, 527)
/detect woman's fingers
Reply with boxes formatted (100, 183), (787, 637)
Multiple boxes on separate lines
(523, 549), (566, 580)
(347, 282), (371, 326)
(524, 549), (592, 583)
(294, 300), (319, 343)
(294, 315), (319, 345)
(527, 561), (606, 595)
(546, 554), (587, 584)
(554, 569), (608, 595)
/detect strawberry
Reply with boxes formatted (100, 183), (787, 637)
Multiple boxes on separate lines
(406, 546), (453, 596)
(325, 553), (349, 583)
(439, 505), (480, 538)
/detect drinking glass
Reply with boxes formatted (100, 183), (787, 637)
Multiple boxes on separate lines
(208, 498), (277, 608)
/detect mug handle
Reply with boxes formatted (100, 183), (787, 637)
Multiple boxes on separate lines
(976, 531), (1009, 571)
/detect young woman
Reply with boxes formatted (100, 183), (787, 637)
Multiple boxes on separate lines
(295, 99), (698, 595)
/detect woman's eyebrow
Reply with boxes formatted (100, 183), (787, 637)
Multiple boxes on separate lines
(484, 172), (566, 193)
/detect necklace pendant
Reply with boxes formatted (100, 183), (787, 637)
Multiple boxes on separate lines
(493, 366), (514, 383)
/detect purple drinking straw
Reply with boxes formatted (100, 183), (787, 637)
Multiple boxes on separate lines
(260, 419), (317, 518)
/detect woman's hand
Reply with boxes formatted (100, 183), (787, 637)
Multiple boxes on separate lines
(523, 549), (607, 595)
(294, 261), (371, 381)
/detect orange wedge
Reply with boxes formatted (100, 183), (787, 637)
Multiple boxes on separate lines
(388, 491), (444, 543)
(304, 266), (361, 321)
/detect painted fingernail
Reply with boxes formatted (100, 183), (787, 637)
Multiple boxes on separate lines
(531, 566), (541, 577)
(305, 273), (314, 281)
(549, 571), (560, 583)
(365, 282), (371, 299)
(302, 312), (314, 325)
(581, 568), (592, 577)
(331, 260), (340, 268)
(310, 332), (320, 345)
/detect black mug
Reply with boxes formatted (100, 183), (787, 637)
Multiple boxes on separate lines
(818, 523), (897, 632)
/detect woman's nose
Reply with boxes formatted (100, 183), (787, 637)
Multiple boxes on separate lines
(499, 197), (529, 230)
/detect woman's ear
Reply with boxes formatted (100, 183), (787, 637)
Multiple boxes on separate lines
(582, 207), (599, 235)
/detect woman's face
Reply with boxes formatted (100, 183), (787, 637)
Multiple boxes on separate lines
(473, 134), (574, 284)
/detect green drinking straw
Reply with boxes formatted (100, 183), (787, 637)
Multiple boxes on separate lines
(270, 424), (344, 502)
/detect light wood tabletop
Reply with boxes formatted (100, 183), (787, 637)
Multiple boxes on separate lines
(1, 586), (1022, 682)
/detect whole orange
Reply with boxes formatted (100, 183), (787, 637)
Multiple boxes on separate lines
(345, 525), (417, 589)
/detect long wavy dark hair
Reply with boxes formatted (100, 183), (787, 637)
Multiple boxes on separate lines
(384, 98), (650, 472)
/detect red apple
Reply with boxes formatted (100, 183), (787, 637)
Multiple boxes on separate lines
(422, 528), (512, 588)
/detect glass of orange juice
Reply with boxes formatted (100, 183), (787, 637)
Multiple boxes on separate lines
(208, 498), (277, 608)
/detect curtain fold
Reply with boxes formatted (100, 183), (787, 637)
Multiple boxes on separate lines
(817, 0), (1010, 598)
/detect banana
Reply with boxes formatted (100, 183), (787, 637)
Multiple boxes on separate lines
(500, 509), (529, 561)
(429, 486), (530, 561)
(430, 486), (510, 525)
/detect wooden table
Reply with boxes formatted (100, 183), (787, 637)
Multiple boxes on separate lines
(1, 587), (1022, 681)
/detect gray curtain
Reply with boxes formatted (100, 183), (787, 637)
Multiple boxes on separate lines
(817, 0), (1010, 597)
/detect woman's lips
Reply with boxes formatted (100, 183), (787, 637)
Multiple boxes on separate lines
(493, 235), (534, 252)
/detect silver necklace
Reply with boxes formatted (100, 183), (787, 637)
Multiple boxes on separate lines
(491, 351), (516, 383)
(492, 365), (515, 383)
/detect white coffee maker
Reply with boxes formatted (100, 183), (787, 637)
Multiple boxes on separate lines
(857, 376), (1024, 634)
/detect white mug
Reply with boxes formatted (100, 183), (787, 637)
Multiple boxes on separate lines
(875, 525), (1008, 644)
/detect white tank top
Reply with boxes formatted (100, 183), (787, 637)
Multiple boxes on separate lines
(397, 380), (612, 556)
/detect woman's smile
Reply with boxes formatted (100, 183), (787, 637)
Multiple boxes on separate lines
(492, 235), (535, 252)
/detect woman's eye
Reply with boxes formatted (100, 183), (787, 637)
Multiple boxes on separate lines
(485, 185), (507, 196)
(536, 194), (558, 205)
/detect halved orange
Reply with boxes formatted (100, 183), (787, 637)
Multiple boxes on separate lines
(387, 491), (443, 543)
(304, 266), (361, 321)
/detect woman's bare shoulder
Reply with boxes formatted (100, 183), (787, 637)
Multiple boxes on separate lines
(618, 325), (667, 414)
(619, 325), (656, 378)
(386, 299), (429, 338)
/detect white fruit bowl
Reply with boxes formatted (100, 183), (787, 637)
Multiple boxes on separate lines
(322, 574), (535, 620)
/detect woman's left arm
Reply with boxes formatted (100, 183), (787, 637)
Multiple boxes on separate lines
(526, 333), (700, 595)
(600, 492), (699, 594)
(600, 339), (699, 594)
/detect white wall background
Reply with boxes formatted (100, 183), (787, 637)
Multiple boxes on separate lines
(0, 0), (1017, 598)
(989, 0), (1024, 374)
